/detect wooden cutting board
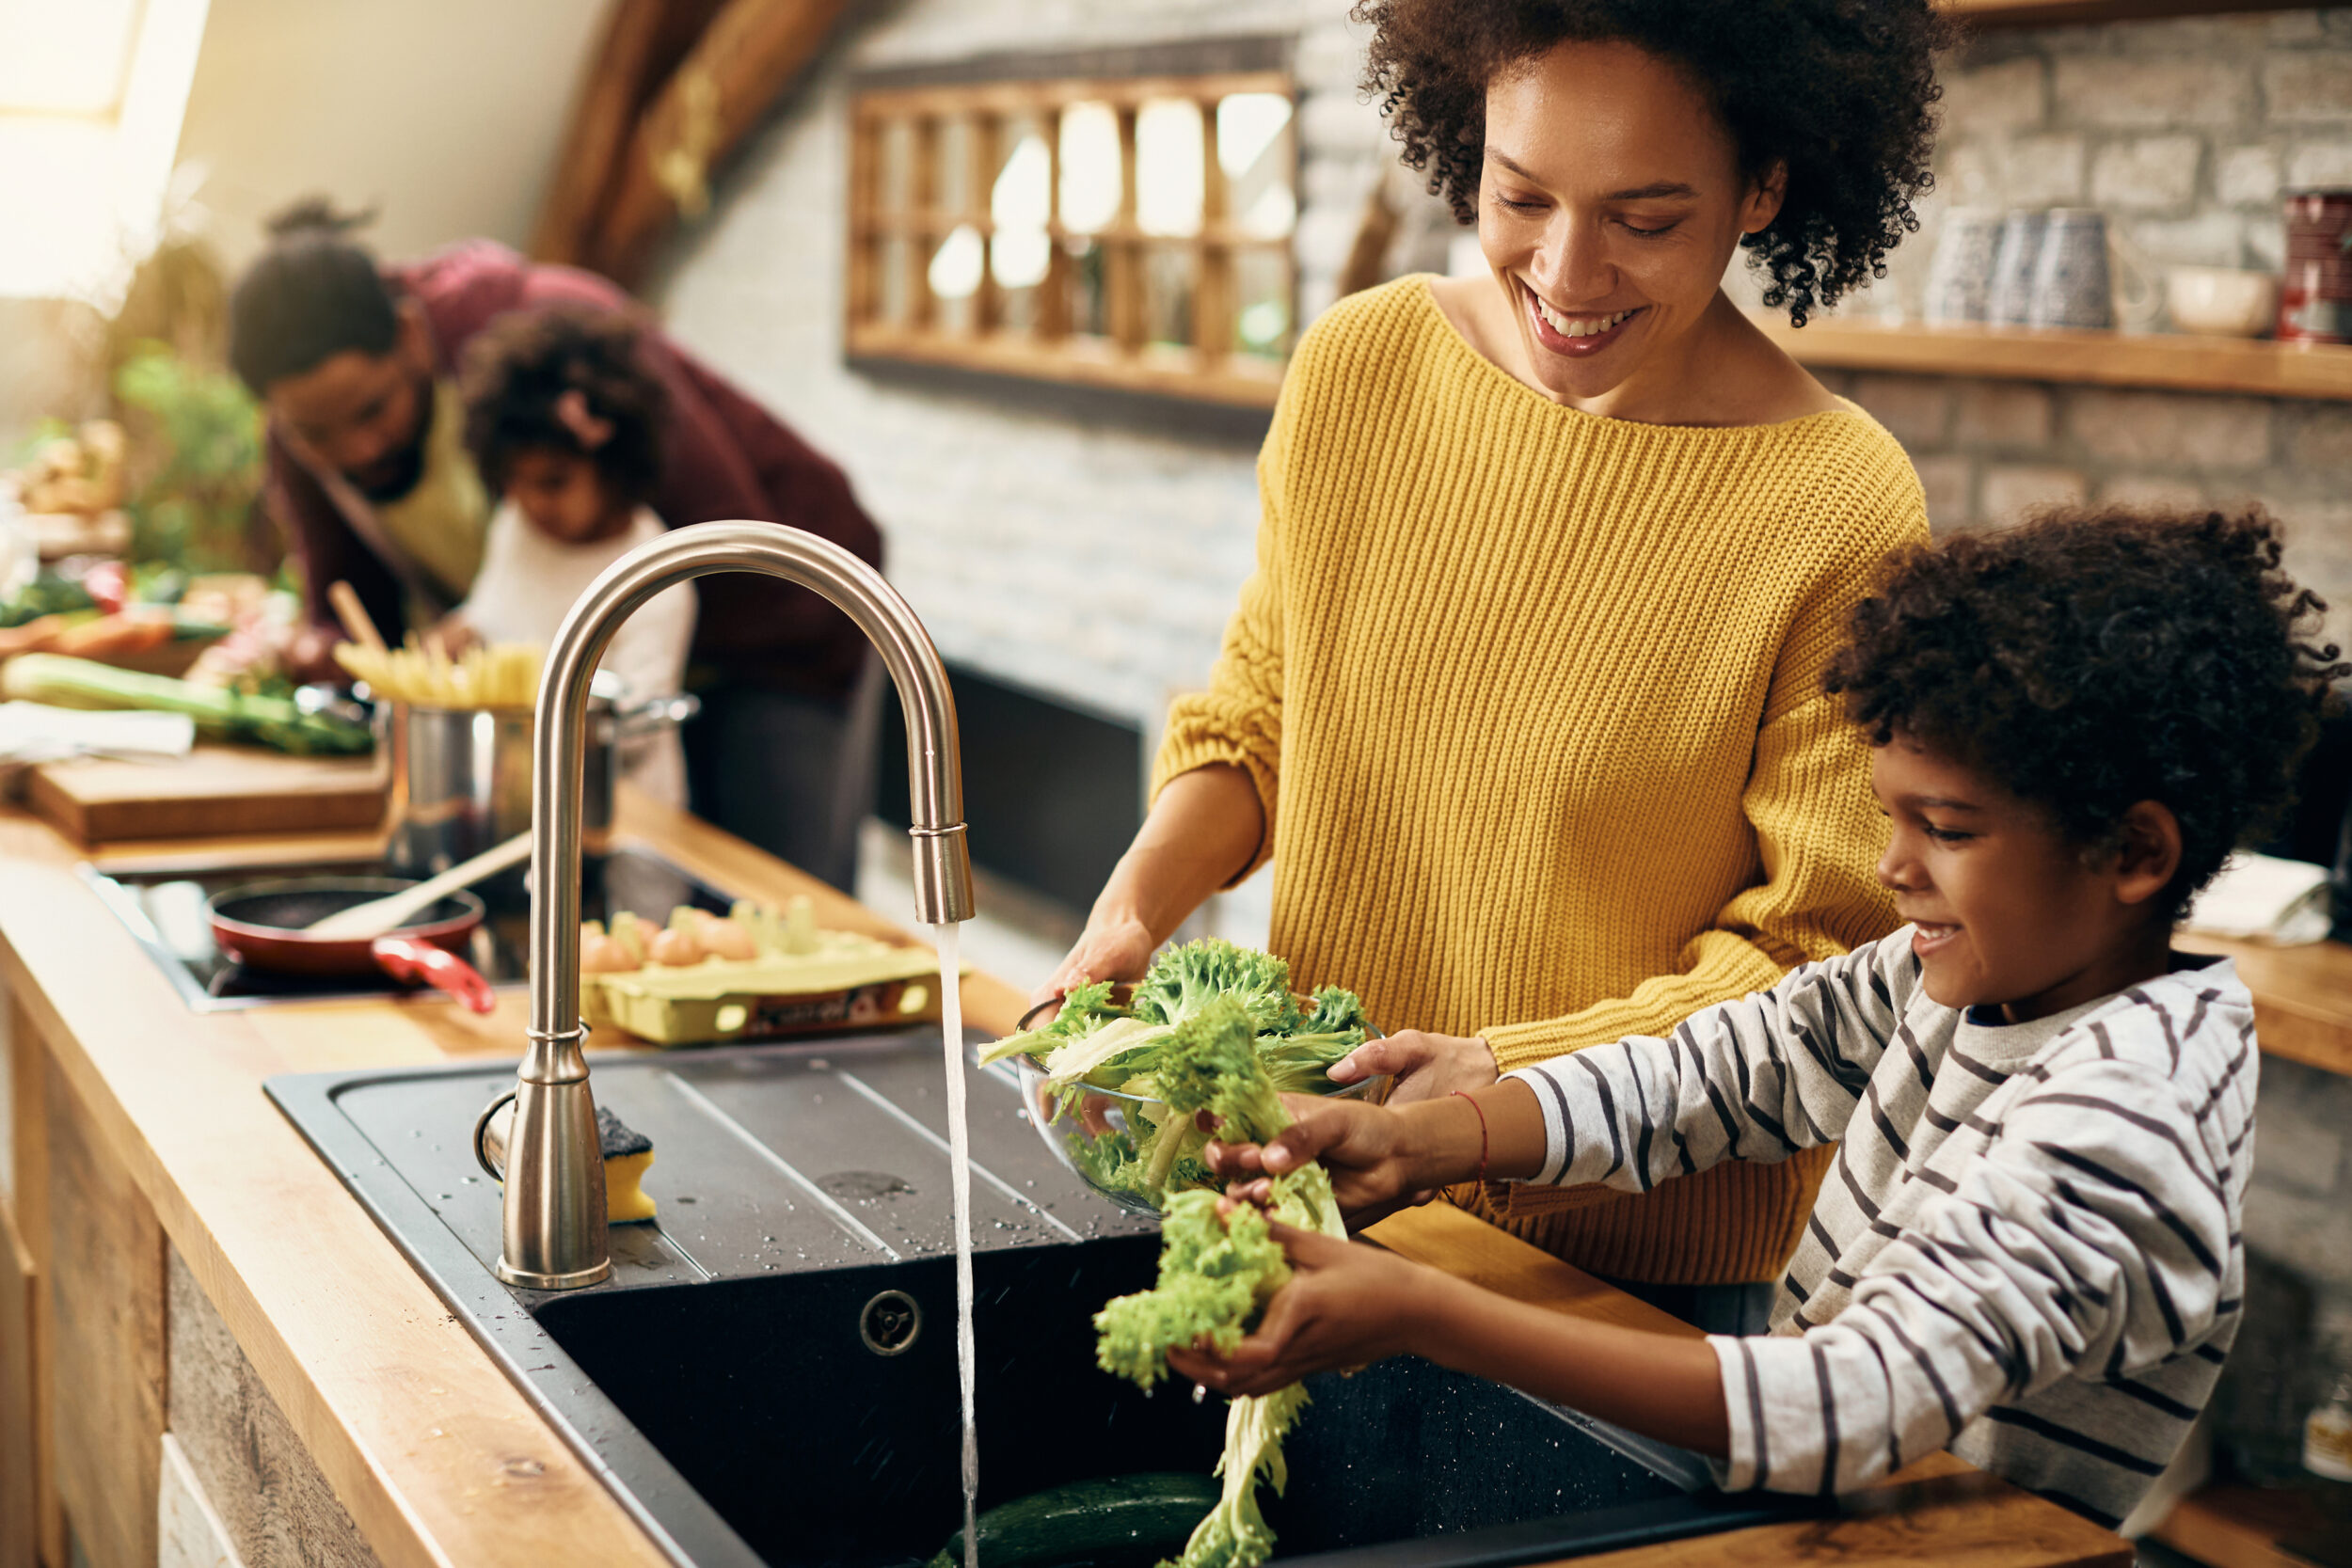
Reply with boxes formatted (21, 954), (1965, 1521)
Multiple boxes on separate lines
(24, 744), (389, 846)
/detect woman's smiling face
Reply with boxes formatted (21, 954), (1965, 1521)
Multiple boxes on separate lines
(1479, 40), (1783, 405)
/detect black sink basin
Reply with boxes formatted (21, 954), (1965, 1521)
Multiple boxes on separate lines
(267, 1032), (1810, 1568)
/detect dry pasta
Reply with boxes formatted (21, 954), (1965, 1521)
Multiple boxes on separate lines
(334, 638), (544, 710)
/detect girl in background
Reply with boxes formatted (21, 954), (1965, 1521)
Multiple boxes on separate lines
(454, 307), (696, 805)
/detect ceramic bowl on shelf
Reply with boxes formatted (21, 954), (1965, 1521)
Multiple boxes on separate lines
(2168, 266), (2279, 338)
(1003, 988), (1388, 1217)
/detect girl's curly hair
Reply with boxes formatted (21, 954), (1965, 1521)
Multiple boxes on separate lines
(1823, 506), (2351, 924)
(460, 305), (669, 507)
(1355, 0), (1949, 325)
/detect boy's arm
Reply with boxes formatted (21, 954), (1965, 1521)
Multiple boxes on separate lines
(1716, 1056), (2237, 1498)
(1502, 934), (1919, 1196)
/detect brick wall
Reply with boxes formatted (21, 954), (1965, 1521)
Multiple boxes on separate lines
(1813, 9), (2352, 647)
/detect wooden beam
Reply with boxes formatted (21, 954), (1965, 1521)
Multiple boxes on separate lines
(531, 0), (728, 266)
(588, 0), (850, 287)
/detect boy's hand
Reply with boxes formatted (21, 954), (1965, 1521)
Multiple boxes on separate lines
(1327, 1029), (1497, 1106)
(1168, 1218), (1444, 1397)
(1204, 1098), (1434, 1227)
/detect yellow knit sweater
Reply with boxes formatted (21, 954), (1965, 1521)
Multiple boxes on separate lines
(1152, 277), (1929, 1285)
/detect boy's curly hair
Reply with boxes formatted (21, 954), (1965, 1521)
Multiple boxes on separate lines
(1355, 0), (1948, 325)
(460, 306), (668, 507)
(1824, 506), (2350, 923)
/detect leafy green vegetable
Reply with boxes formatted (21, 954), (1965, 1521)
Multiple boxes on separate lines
(1096, 1188), (1291, 1387)
(1, 653), (372, 753)
(1091, 1003), (1350, 1568)
(1131, 938), (1298, 1036)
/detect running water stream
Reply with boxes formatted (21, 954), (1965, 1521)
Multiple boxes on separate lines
(931, 921), (978, 1568)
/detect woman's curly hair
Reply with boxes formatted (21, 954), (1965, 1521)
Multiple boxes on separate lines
(460, 305), (669, 506)
(1823, 506), (2350, 923)
(1356, 0), (1948, 325)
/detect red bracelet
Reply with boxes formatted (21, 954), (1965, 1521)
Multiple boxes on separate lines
(1450, 1089), (1490, 1183)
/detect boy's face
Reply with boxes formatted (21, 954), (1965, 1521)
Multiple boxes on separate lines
(505, 450), (628, 546)
(1870, 736), (2179, 1023)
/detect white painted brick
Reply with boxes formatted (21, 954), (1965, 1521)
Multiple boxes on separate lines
(1980, 465), (2088, 522)
(2266, 12), (2329, 44)
(2091, 135), (2203, 209)
(2069, 388), (2273, 467)
(2098, 475), (2212, 510)
(2053, 57), (2251, 128)
(2291, 407), (2352, 471)
(2123, 210), (2252, 268)
(1954, 381), (2055, 448)
(2215, 144), (2283, 205)
(2012, 134), (2092, 206)
(1912, 453), (1975, 533)
(2263, 54), (2352, 122)
(1848, 374), (1952, 447)
(2288, 140), (2352, 188)
(1941, 56), (2048, 133)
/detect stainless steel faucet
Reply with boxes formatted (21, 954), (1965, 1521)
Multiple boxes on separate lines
(492, 520), (976, 1290)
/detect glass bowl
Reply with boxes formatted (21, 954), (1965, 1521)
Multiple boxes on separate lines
(1003, 990), (1386, 1217)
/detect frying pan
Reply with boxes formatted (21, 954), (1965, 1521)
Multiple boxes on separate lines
(204, 878), (497, 1013)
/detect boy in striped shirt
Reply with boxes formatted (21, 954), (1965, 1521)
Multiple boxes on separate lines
(1180, 506), (2347, 1528)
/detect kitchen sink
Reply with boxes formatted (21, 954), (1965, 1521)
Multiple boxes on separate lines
(266, 1029), (1812, 1568)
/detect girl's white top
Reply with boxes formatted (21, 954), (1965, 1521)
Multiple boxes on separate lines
(459, 502), (696, 805)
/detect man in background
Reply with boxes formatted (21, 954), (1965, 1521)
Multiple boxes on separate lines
(230, 199), (881, 890)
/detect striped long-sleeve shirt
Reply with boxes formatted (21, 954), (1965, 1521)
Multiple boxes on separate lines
(1505, 928), (2256, 1527)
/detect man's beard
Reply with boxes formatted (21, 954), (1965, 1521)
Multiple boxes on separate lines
(350, 375), (434, 502)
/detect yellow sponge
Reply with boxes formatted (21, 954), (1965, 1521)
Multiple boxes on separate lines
(597, 1106), (657, 1224)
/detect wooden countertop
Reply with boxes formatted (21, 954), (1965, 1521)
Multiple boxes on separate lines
(0, 793), (2128, 1568)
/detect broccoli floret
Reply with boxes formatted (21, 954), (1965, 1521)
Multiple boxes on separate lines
(1132, 939), (1297, 1035)
(1299, 985), (1366, 1037)
(1095, 1190), (1292, 1388)
(1153, 996), (1292, 1146)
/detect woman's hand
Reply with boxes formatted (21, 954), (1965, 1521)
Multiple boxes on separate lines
(1205, 1097), (1433, 1227)
(1032, 911), (1159, 1006)
(1168, 1217), (1447, 1398)
(1328, 1029), (1499, 1107)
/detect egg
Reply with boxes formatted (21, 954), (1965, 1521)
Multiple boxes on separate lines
(648, 927), (705, 967)
(692, 914), (758, 961)
(580, 933), (638, 974)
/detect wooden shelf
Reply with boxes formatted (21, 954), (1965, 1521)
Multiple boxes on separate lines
(1944, 0), (2303, 27)
(1756, 316), (2352, 403)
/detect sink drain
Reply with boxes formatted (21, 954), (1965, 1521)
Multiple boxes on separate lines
(860, 1290), (922, 1355)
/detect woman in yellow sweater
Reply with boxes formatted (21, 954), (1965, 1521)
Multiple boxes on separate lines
(1044, 0), (1948, 1303)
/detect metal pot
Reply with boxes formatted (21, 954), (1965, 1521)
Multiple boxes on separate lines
(379, 678), (698, 879)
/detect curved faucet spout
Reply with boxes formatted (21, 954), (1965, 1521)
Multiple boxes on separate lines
(494, 519), (975, 1290)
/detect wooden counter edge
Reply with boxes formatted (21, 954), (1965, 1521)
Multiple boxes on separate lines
(0, 790), (2128, 1568)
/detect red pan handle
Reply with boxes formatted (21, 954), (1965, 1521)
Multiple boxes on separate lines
(371, 936), (497, 1015)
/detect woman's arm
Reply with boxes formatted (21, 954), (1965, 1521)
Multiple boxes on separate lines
(1040, 764), (1265, 997)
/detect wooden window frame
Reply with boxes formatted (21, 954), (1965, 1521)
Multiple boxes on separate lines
(846, 40), (1297, 411)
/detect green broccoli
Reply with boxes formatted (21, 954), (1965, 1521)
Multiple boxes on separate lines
(1298, 985), (1366, 1037)
(1095, 1189), (1291, 1388)
(1132, 938), (1298, 1035)
(1152, 995), (1291, 1147)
